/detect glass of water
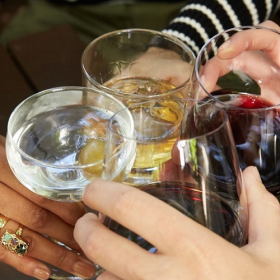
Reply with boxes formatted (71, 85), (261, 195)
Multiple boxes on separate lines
(6, 86), (134, 202)
(6, 87), (132, 201)
(6, 86), (135, 279)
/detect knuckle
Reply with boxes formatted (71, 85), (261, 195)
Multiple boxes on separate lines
(268, 193), (280, 209)
(53, 248), (73, 268)
(261, 191), (280, 211)
(22, 234), (36, 254)
(29, 207), (49, 229)
(83, 227), (104, 259)
(112, 189), (136, 218)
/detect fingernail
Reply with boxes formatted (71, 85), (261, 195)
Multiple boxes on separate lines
(252, 166), (262, 182)
(33, 267), (50, 280)
(219, 39), (231, 51)
(73, 261), (95, 278)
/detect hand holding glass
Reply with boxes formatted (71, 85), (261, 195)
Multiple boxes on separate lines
(103, 99), (248, 249)
(195, 25), (280, 199)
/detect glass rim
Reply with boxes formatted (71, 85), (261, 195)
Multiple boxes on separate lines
(7, 86), (130, 169)
(107, 98), (230, 142)
(81, 28), (196, 98)
(195, 25), (280, 111)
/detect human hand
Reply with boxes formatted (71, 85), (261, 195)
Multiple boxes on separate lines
(115, 47), (194, 88)
(0, 136), (95, 279)
(217, 20), (280, 60)
(74, 166), (280, 280)
(199, 20), (280, 103)
(102, 46), (195, 103)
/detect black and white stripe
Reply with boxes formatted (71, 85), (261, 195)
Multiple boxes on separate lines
(163, 0), (280, 55)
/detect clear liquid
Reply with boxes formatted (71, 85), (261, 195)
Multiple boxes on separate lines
(7, 105), (118, 201)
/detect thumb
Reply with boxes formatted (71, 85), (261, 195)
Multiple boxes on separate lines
(242, 166), (280, 244)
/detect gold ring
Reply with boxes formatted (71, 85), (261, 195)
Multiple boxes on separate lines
(0, 215), (9, 229)
(16, 224), (23, 236)
(1, 230), (29, 256)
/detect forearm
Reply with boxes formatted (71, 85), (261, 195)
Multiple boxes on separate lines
(163, 0), (280, 54)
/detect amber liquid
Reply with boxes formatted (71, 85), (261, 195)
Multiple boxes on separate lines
(104, 76), (183, 98)
(105, 77), (185, 185)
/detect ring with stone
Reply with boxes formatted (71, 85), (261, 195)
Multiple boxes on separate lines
(0, 215), (9, 229)
(16, 224), (23, 236)
(0, 229), (29, 256)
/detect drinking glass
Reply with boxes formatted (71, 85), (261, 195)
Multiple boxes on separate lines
(6, 86), (134, 279)
(195, 26), (280, 199)
(103, 98), (185, 185)
(103, 99), (248, 248)
(82, 28), (196, 106)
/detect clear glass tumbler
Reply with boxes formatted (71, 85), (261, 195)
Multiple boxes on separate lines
(82, 28), (196, 105)
(103, 99), (248, 247)
(6, 86), (134, 280)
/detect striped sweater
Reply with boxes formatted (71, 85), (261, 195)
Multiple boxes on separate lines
(49, 0), (280, 54)
(163, 0), (280, 54)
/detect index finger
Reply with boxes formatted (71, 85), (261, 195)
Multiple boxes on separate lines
(82, 179), (221, 253)
(200, 49), (280, 95)
(217, 22), (280, 64)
